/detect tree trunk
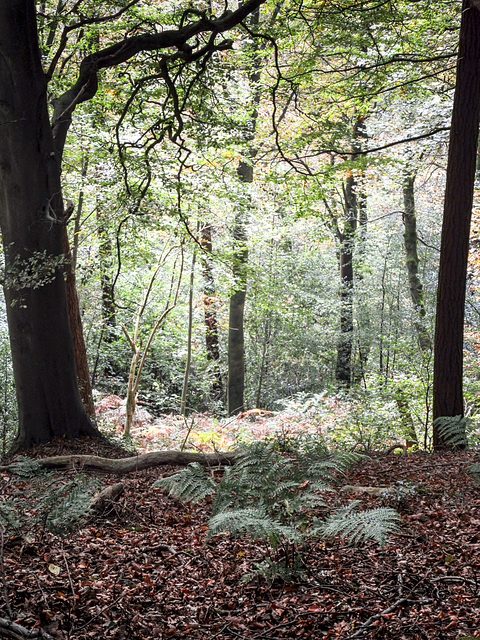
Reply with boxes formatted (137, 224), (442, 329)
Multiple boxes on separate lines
(227, 6), (260, 416)
(201, 224), (223, 396)
(433, 0), (480, 449)
(228, 165), (250, 415)
(0, 1), (98, 449)
(335, 173), (357, 387)
(402, 174), (432, 352)
(97, 209), (117, 343)
(63, 228), (96, 418)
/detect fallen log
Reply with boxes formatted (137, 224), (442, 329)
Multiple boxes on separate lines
(0, 450), (237, 475)
(91, 482), (125, 513)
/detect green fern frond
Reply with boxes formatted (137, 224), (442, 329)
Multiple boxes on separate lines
(467, 462), (480, 483)
(208, 508), (300, 547)
(433, 415), (469, 449)
(316, 503), (400, 548)
(0, 499), (21, 533)
(9, 456), (47, 479)
(152, 463), (216, 503)
(42, 475), (100, 534)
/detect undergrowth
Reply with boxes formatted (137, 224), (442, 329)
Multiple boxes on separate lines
(153, 440), (400, 582)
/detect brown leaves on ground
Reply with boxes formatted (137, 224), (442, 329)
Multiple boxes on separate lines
(1, 441), (480, 639)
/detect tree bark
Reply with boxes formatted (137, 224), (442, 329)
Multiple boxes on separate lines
(63, 228), (96, 418)
(228, 175), (249, 415)
(0, 2), (98, 449)
(335, 173), (357, 387)
(201, 224), (223, 396)
(227, 6), (260, 416)
(0, 450), (237, 475)
(433, 0), (480, 449)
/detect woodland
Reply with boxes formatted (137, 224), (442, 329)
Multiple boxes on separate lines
(1, 0), (480, 638)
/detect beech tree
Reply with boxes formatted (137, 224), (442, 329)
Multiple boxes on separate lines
(433, 0), (480, 449)
(0, 0), (265, 449)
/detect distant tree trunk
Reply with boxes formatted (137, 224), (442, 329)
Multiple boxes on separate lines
(335, 172), (357, 387)
(227, 6), (260, 416)
(228, 163), (250, 415)
(354, 184), (370, 384)
(402, 174), (432, 352)
(97, 209), (116, 342)
(201, 224), (222, 396)
(433, 0), (480, 449)
(335, 116), (367, 388)
(180, 248), (196, 416)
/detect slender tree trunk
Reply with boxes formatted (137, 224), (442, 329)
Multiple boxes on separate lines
(402, 174), (432, 352)
(335, 116), (367, 388)
(201, 224), (222, 396)
(228, 166), (250, 415)
(433, 0), (480, 449)
(180, 248), (196, 416)
(0, 2), (97, 449)
(227, 6), (260, 416)
(335, 174), (357, 387)
(97, 209), (117, 342)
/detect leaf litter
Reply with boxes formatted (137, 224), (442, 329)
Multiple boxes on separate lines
(1, 412), (480, 639)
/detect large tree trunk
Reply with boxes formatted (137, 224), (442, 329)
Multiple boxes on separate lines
(433, 0), (480, 449)
(63, 228), (96, 418)
(0, 1), (98, 449)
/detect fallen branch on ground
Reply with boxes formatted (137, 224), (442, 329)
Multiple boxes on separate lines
(0, 616), (54, 639)
(0, 450), (237, 475)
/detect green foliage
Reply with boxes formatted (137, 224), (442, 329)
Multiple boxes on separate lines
(315, 501), (400, 547)
(154, 441), (399, 581)
(433, 415), (470, 450)
(0, 331), (17, 457)
(467, 462), (480, 484)
(153, 462), (216, 503)
(0, 460), (100, 536)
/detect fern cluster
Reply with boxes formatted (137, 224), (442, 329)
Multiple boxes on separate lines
(0, 457), (100, 537)
(153, 441), (400, 581)
(433, 415), (470, 449)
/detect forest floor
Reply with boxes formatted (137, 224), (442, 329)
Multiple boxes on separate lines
(1, 409), (480, 639)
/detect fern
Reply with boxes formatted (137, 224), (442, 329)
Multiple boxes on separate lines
(315, 501), (401, 548)
(467, 462), (480, 483)
(41, 475), (100, 534)
(8, 456), (47, 479)
(152, 463), (216, 503)
(1, 462), (100, 537)
(0, 499), (21, 533)
(153, 440), (400, 582)
(208, 508), (299, 548)
(433, 415), (469, 449)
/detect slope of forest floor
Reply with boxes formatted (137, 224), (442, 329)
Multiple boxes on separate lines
(1, 423), (480, 639)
